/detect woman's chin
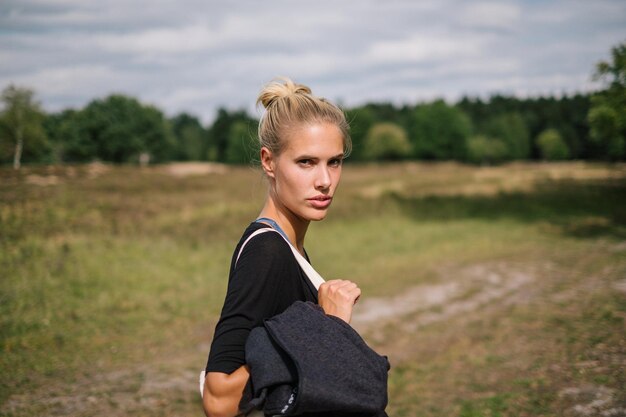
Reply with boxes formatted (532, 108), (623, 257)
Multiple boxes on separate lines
(306, 209), (329, 222)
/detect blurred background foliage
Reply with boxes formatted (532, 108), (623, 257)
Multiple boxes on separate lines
(1, 43), (624, 168)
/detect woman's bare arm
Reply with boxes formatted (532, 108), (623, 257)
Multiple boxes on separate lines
(202, 365), (250, 417)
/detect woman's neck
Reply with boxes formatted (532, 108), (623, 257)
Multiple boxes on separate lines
(258, 196), (309, 255)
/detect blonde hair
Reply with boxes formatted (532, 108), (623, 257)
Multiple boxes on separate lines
(256, 77), (351, 156)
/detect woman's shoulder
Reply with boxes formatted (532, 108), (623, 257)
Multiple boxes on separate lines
(240, 222), (286, 244)
(236, 222), (292, 260)
(230, 222), (301, 288)
(240, 221), (271, 238)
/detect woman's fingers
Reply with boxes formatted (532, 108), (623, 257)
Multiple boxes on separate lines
(320, 280), (360, 302)
(318, 280), (361, 323)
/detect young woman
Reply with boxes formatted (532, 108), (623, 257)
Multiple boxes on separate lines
(202, 78), (361, 417)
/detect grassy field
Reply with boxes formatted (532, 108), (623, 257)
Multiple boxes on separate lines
(1, 161), (625, 417)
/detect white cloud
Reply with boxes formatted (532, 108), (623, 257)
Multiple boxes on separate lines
(526, 0), (626, 25)
(367, 32), (489, 64)
(95, 25), (217, 54)
(460, 2), (521, 30)
(1, 65), (115, 95)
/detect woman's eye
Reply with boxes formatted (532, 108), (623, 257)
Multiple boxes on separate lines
(329, 159), (343, 167)
(298, 159), (313, 166)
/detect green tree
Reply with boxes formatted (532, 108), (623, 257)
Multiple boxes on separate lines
(363, 122), (412, 161)
(43, 109), (84, 163)
(208, 108), (255, 162)
(0, 85), (49, 168)
(588, 43), (626, 160)
(171, 113), (206, 161)
(79, 95), (176, 163)
(484, 112), (530, 159)
(344, 106), (376, 161)
(410, 100), (472, 160)
(536, 129), (570, 160)
(225, 120), (257, 164)
(466, 135), (507, 165)
(141, 106), (177, 163)
(458, 94), (591, 159)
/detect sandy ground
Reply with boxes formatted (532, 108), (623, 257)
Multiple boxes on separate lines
(162, 162), (228, 177)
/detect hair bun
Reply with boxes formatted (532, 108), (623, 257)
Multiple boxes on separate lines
(257, 77), (312, 109)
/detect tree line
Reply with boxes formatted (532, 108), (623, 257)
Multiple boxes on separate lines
(2, 43), (624, 168)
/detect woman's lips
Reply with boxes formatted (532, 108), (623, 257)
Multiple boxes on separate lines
(307, 196), (332, 209)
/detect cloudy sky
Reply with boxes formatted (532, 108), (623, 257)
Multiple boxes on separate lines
(1, 0), (625, 123)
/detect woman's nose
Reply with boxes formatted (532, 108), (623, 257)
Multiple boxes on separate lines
(315, 166), (331, 190)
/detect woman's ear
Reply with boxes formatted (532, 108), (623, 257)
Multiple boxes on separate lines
(260, 147), (275, 178)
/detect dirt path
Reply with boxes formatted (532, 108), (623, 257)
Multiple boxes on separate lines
(352, 262), (536, 335)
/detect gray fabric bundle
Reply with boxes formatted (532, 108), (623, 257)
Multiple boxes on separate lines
(241, 301), (390, 416)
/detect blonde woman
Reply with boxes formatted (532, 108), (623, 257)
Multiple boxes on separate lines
(202, 78), (362, 417)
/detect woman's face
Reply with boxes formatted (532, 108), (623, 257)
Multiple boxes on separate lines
(265, 122), (345, 222)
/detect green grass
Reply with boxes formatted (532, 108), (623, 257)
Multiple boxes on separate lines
(1, 161), (625, 416)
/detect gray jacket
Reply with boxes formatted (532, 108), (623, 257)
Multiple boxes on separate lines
(241, 301), (390, 416)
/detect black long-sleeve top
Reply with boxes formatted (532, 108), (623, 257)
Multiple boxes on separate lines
(205, 222), (318, 374)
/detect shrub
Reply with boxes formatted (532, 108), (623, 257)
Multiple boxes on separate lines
(363, 123), (412, 161)
(466, 135), (507, 165)
(536, 129), (570, 160)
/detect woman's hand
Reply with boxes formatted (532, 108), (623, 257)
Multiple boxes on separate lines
(318, 279), (361, 323)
